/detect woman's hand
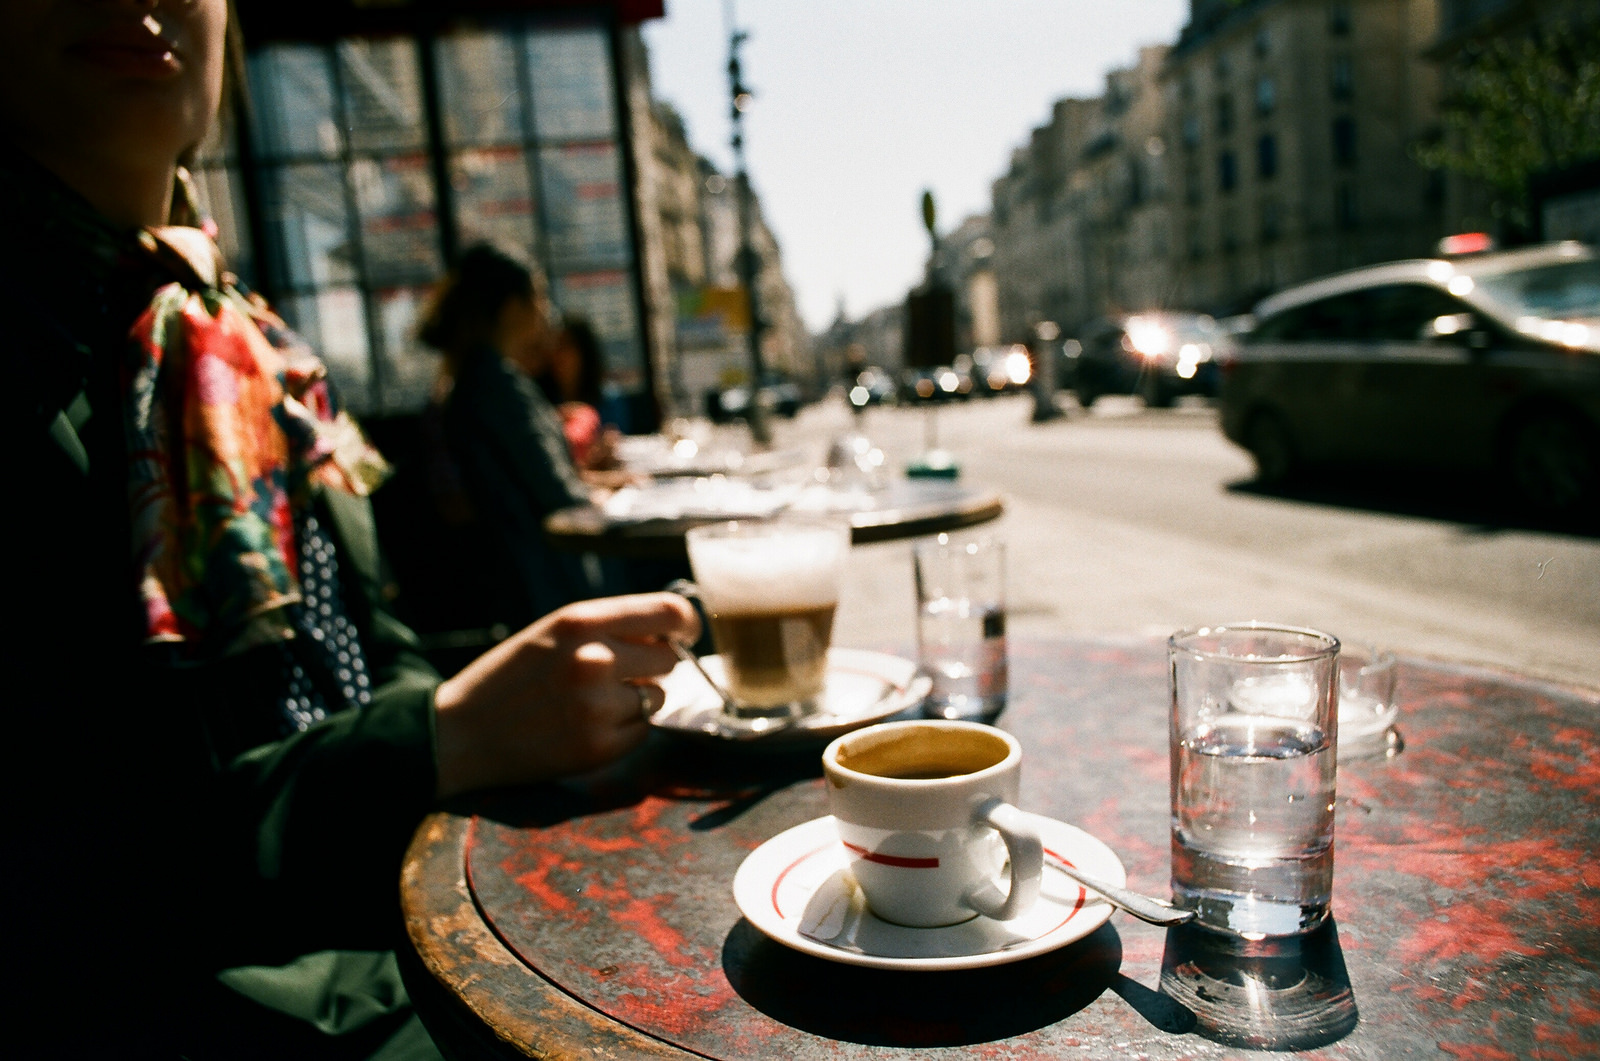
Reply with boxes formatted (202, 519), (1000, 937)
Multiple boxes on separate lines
(432, 592), (700, 799)
(585, 425), (624, 470)
(580, 467), (648, 492)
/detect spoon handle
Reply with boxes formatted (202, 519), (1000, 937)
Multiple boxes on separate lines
(666, 638), (741, 715)
(1051, 864), (1195, 927)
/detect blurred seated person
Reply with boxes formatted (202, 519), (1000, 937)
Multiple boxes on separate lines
(0, 3), (696, 1057)
(420, 244), (628, 624)
(532, 314), (624, 474)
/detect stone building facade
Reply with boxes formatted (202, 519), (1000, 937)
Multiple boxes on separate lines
(983, 0), (1482, 346)
(990, 47), (1174, 341)
(623, 34), (809, 418)
(1164, 0), (1445, 315)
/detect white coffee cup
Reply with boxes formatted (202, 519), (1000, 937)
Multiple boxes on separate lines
(821, 720), (1043, 928)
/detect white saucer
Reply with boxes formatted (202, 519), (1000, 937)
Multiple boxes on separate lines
(732, 814), (1125, 970)
(650, 649), (931, 747)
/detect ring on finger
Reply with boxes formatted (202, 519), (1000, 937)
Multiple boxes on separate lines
(634, 683), (654, 720)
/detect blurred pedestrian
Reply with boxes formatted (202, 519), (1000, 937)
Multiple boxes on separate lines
(421, 243), (625, 623)
(537, 314), (625, 474)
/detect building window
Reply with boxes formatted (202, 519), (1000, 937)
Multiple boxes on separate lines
(1336, 184), (1358, 228)
(1219, 151), (1237, 193)
(1329, 3), (1351, 35)
(1215, 50), (1231, 81)
(1180, 74), (1194, 103)
(1257, 134), (1277, 179)
(240, 22), (647, 415)
(1332, 116), (1357, 167)
(1186, 163), (1202, 205)
(1255, 75), (1276, 117)
(1182, 114), (1201, 149)
(1331, 55), (1353, 100)
(1188, 226), (1204, 260)
(1254, 26), (1270, 58)
(1216, 94), (1234, 137)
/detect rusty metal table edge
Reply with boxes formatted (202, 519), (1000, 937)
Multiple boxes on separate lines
(399, 811), (695, 1060)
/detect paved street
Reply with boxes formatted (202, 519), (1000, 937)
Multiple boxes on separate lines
(764, 393), (1600, 692)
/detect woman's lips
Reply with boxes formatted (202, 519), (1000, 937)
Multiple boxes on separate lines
(68, 22), (181, 80)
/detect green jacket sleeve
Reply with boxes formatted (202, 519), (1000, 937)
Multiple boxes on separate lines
(204, 486), (443, 966)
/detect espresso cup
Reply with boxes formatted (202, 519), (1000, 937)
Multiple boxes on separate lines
(822, 720), (1043, 928)
(684, 517), (850, 717)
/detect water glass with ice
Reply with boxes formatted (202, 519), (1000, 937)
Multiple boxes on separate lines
(913, 534), (1007, 723)
(1168, 623), (1340, 937)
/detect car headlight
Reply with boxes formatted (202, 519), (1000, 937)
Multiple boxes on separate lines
(1005, 351), (1031, 385)
(1125, 317), (1173, 358)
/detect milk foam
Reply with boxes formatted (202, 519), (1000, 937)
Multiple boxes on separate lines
(688, 526), (845, 612)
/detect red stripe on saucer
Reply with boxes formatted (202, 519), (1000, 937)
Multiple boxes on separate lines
(843, 841), (940, 868)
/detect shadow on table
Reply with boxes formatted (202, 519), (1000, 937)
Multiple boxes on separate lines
(1158, 918), (1358, 1050)
(722, 919), (1121, 1047)
(463, 736), (825, 832)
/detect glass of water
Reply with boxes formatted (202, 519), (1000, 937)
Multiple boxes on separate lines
(1337, 645), (1399, 761)
(913, 533), (1007, 723)
(1168, 623), (1341, 938)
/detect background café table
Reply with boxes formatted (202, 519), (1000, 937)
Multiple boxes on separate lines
(543, 476), (1004, 560)
(399, 634), (1600, 1059)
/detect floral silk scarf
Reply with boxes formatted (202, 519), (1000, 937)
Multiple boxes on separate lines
(125, 225), (389, 657)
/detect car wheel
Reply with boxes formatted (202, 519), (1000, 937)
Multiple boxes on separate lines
(1075, 384), (1098, 408)
(1139, 372), (1173, 409)
(1245, 409), (1297, 486)
(1503, 410), (1599, 518)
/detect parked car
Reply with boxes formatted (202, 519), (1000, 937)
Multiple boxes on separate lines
(1073, 312), (1229, 408)
(971, 345), (1033, 396)
(847, 366), (897, 408)
(706, 376), (804, 424)
(1219, 241), (1600, 517)
(901, 362), (974, 403)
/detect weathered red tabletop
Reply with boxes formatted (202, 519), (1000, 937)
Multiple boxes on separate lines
(399, 635), (1600, 1059)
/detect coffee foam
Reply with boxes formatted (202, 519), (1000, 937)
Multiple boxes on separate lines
(688, 527), (845, 612)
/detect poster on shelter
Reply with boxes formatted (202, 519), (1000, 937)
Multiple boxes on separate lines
(538, 142), (629, 268)
(526, 28), (616, 141)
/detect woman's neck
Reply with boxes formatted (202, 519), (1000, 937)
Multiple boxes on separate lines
(20, 143), (172, 228)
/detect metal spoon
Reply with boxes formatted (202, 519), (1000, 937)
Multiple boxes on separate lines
(1051, 864), (1196, 927)
(661, 639), (795, 739)
(664, 637), (741, 715)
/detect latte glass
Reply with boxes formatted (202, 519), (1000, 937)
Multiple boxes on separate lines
(685, 517), (850, 717)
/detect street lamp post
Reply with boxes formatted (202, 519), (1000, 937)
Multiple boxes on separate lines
(727, 24), (771, 446)
(1031, 319), (1064, 422)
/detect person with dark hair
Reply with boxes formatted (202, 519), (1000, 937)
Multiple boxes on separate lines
(0, 3), (696, 1056)
(419, 243), (622, 624)
(538, 315), (624, 472)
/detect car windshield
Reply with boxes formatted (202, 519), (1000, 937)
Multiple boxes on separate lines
(1470, 259), (1600, 321)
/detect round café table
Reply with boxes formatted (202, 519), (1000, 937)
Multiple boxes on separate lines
(398, 635), (1600, 1059)
(542, 478), (1004, 560)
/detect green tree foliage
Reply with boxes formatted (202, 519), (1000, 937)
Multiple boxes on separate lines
(1417, 17), (1600, 226)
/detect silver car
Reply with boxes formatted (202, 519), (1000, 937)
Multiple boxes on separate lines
(1220, 242), (1600, 517)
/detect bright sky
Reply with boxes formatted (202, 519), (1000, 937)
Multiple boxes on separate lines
(642, 0), (1191, 333)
